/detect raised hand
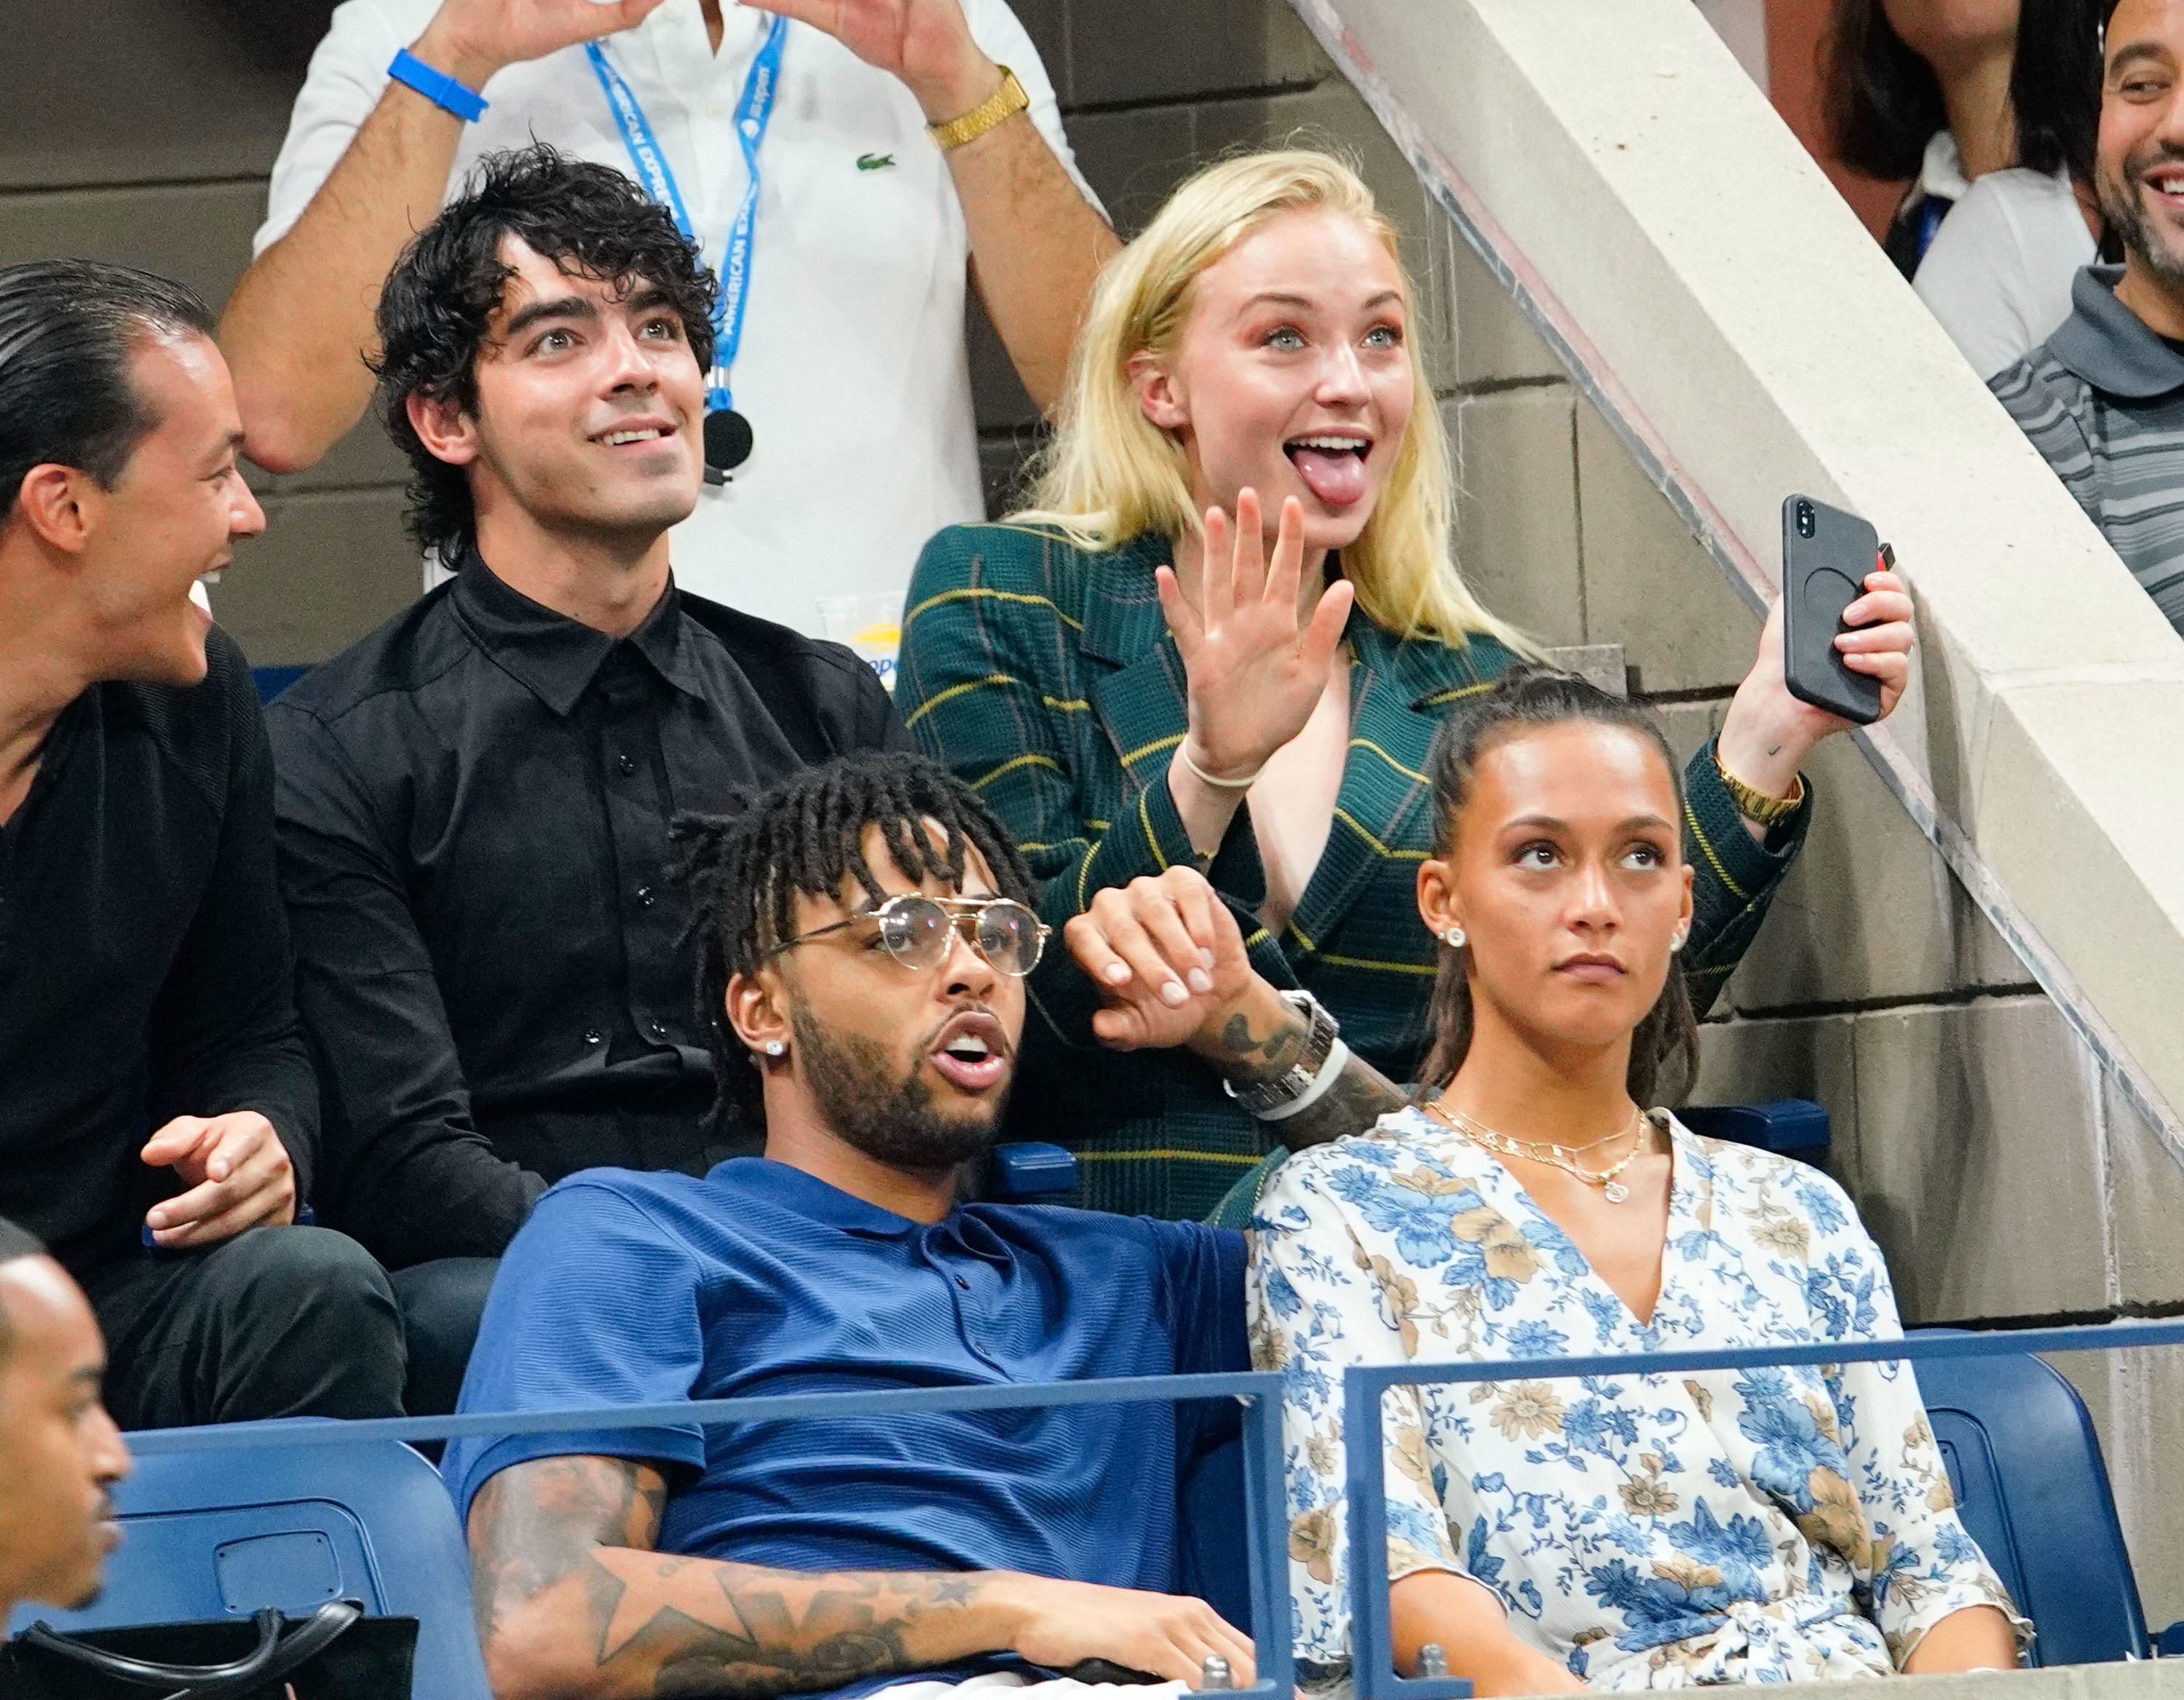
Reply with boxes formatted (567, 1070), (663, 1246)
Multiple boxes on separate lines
(1067, 866), (1257, 1051)
(1158, 490), (1356, 784)
(1716, 562), (1915, 813)
(412, 0), (673, 87)
(742, 0), (997, 121)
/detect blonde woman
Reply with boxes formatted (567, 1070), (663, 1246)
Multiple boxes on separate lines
(895, 150), (1913, 1219)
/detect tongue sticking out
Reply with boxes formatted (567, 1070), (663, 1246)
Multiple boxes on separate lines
(1289, 446), (1369, 508)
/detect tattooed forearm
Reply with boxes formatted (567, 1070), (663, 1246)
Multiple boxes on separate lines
(467, 1455), (999, 1700)
(469, 1455), (664, 1654)
(1212, 1007), (1308, 1086)
(1274, 1056), (1411, 1149)
(1191, 998), (1409, 1148)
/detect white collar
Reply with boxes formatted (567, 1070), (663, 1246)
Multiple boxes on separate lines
(1918, 129), (1971, 202)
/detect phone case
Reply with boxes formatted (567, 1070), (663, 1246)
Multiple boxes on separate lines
(1781, 494), (1883, 725)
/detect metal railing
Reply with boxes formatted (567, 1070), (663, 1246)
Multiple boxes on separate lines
(126, 1370), (1298, 1699)
(113, 1315), (2184, 1700)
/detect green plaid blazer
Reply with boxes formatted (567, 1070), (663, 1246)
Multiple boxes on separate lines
(899, 523), (1807, 1221)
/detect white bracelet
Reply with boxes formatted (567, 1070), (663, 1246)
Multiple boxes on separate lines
(1254, 1038), (1351, 1123)
(1176, 741), (1262, 791)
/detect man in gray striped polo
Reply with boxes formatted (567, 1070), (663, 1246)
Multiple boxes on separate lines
(1990, 0), (2184, 633)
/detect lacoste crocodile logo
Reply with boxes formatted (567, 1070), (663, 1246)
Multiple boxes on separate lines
(856, 152), (896, 171)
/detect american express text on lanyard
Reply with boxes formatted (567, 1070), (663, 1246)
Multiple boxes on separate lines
(585, 16), (788, 484)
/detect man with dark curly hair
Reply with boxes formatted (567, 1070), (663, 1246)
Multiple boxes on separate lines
(221, 0), (1112, 633)
(267, 145), (909, 1415)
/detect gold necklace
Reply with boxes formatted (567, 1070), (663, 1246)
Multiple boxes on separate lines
(1425, 1100), (1651, 1203)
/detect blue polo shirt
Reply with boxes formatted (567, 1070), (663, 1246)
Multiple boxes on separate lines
(443, 1158), (1246, 1597)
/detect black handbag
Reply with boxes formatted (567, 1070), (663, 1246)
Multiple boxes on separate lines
(0, 1598), (416, 1699)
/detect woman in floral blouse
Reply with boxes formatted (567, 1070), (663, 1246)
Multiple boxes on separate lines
(1243, 670), (2026, 1693)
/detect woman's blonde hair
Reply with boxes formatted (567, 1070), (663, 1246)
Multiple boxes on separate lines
(1013, 148), (1528, 650)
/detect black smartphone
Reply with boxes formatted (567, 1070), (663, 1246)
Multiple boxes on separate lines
(1781, 494), (1884, 725)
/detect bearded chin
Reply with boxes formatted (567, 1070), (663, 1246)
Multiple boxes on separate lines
(788, 1005), (1005, 1173)
(2100, 165), (2184, 290)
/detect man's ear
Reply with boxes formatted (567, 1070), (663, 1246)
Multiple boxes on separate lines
(9, 464), (97, 556)
(1128, 349), (1190, 434)
(724, 968), (789, 1062)
(406, 389), (483, 468)
(1416, 857), (1463, 942)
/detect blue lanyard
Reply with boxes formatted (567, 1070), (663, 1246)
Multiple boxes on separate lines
(585, 15), (788, 414)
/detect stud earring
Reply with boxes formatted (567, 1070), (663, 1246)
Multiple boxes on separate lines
(1441, 927), (1465, 949)
(1670, 929), (1688, 953)
(763, 1040), (786, 1058)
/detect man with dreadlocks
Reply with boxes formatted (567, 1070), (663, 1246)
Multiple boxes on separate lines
(440, 751), (1253, 1700)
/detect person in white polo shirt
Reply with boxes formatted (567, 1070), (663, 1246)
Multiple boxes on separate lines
(220, 0), (1115, 632)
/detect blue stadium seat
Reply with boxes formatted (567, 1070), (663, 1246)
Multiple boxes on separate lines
(1912, 1335), (2153, 1664)
(989, 1141), (1079, 1200)
(4, 1431), (491, 1699)
(250, 665), (311, 704)
(1179, 1434), (1251, 1629)
(1678, 1099), (1830, 1166)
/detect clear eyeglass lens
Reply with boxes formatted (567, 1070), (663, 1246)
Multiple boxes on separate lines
(978, 903), (1042, 976)
(879, 897), (952, 968)
(875, 896), (1042, 975)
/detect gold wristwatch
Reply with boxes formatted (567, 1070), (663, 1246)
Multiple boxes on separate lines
(1713, 741), (1805, 827)
(927, 66), (1029, 151)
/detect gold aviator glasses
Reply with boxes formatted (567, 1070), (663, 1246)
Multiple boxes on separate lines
(760, 893), (1051, 978)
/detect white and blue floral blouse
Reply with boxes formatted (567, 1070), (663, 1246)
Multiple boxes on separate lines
(1249, 1106), (2027, 1690)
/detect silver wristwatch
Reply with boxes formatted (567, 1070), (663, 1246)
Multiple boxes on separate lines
(1221, 990), (1340, 1118)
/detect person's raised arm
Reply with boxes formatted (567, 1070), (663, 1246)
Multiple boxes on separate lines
(220, 0), (667, 473)
(1712, 566), (1914, 845)
(1064, 864), (1407, 1150)
(1158, 493), (1354, 853)
(467, 1454), (1253, 1700)
(747, 0), (1118, 411)
(898, 504), (1342, 1052)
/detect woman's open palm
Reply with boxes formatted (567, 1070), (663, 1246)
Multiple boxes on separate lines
(1157, 491), (1354, 780)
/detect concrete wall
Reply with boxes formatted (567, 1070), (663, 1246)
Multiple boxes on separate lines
(1286, 0), (2184, 1626)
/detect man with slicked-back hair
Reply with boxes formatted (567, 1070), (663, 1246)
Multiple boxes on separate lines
(0, 1217), (132, 1624)
(0, 260), (405, 1427)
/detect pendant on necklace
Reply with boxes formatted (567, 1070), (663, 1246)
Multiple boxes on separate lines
(1603, 1180), (1630, 1203)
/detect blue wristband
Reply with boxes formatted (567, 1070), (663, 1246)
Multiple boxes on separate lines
(387, 47), (488, 122)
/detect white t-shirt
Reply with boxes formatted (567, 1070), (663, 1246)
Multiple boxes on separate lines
(1914, 165), (2097, 379)
(258, 0), (1092, 633)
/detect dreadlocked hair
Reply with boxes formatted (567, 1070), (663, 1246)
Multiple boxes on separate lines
(1418, 668), (1698, 1109)
(671, 751), (1038, 1132)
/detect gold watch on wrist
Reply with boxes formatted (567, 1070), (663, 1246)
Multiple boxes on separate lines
(1713, 741), (1805, 827)
(927, 66), (1029, 151)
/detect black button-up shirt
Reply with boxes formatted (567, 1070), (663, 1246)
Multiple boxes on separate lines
(268, 554), (908, 1269)
(0, 628), (317, 1281)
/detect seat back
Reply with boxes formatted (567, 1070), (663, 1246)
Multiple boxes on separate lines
(1179, 1434), (1252, 1631)
(4, 1435), (491, 1699)
(1677, 1099), (1831, 1166)
(1911, 1340), (2148, 1665)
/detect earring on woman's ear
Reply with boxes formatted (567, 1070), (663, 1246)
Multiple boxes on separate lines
(763, 1040), (787, 1058)
(1441, 927), (1465, 949)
